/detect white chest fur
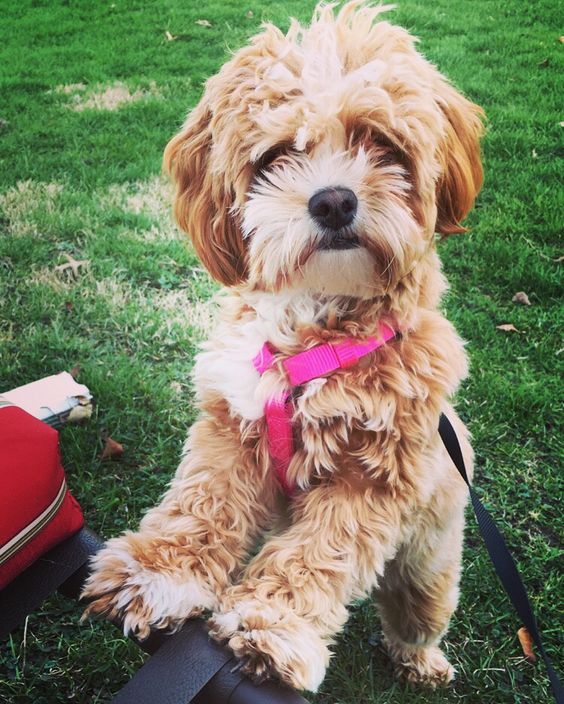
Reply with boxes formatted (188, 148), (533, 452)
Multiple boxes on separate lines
(192, 312), (266, 421)
(192, 289), (342, 421)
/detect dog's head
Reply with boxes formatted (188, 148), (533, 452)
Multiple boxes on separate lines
(164, 2), (484, 299)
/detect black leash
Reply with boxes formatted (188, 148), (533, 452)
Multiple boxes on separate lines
(439, 413), (563, 703)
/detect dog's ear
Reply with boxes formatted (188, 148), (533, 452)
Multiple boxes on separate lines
(163, 99), (248, 286)
(434, 82), (485, 235)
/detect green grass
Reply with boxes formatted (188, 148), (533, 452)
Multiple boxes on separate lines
(0, 1), (562, 702)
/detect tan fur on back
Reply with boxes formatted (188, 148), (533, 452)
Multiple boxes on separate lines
(83, 3), (483, 693)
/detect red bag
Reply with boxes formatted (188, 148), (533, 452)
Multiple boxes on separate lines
(0, 400), (84, 590)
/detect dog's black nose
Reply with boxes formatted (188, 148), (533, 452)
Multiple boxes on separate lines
(308, 187), (358, 230)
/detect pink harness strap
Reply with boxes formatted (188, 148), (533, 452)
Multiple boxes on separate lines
(252, 322), (396, 496)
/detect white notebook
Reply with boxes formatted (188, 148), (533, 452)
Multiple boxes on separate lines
(1, 372), (93, 427)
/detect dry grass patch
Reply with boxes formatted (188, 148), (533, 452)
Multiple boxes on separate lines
(94, 278), (216, 341)
(103, 176), (178, 241)
(104, 175), (174, 220)
(52, 83), (87, 95)
(30, 266), (76, 293)
(95, 278), (134, 307)
(152, 290), (217, 339)
(56, 81), (161, 112)
(0, 181), (63, 236)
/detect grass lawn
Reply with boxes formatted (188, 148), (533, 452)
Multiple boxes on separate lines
(0, 1), (562, 702)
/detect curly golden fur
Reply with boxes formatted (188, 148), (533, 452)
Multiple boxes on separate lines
(82, 2), (483, 692)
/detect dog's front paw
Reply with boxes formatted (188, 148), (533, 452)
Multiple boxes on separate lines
(209, 602), (330, 692)
(385, 639), (455, 688)
(81, 535), (218, 639)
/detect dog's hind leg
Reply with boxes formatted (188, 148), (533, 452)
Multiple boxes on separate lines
(375, 483), (468, 687)
(82, 405), (274, 639)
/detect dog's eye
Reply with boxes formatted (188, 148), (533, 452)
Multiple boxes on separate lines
(255, 146), (287, 173)
(373, 139), (402, 166)
(377, 147), (397, 166)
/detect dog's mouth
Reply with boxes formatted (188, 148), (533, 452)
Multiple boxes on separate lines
(292, 228), (364, 275)
(318, 229), (360, 251)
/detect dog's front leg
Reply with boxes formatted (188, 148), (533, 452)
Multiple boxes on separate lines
(82, 412), (272, 639)
(209, 478), (404, 692)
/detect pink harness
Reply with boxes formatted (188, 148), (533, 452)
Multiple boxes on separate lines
(252, 321), (396, 496)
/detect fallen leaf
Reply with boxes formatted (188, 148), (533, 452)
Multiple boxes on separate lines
(100, 436), (124, 460)
(496, 323), (520, 333)
(69, 364), (81, 379)
(512, 291), (531, 305)
(246, 10), (253, 18)
(531, 148), (538, 158)
(517, 627), (537, 663)
(560, 122), (564, 128)
(165, 30), (177, 41)
(538, 57), (549, 68)
(195, 19), (212, 27)
(554, 255), (564, 262)
(55, 253), (89, 278)
(559, 36), (564, 43)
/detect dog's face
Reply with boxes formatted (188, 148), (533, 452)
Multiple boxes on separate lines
(165, 3), (483, 299)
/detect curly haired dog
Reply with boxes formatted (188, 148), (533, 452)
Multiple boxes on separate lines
(83, 2), (483, 692)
